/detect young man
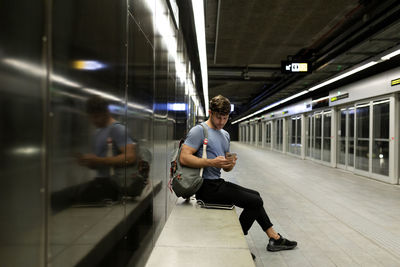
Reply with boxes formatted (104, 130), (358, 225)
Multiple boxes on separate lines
(180, 95), (297, 253)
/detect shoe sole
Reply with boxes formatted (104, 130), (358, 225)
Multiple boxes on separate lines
(267, 244), (297, 252)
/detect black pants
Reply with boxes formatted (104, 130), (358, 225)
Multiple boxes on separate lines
(195, 178), (273, 235)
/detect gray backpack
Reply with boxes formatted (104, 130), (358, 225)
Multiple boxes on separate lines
(169, 123), (208, 199)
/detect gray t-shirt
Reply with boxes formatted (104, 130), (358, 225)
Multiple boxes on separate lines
(93, 122), (135, 178)
(184, 123), (230, 179)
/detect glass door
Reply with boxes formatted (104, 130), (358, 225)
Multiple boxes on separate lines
(337, 107), (355, 169)
(274, 119), (283, 151)
(355, 103), (370, 172)
(289, 117), (296, 154)
(372, 100), (390, 176)
(306, 115), (313, 158)
(265, 121), (272, 148)
(313, 113), (322, 160)
(338, 108), (346, 166)
(323, 111), (331, 162)
(252, 124), (256, 145)
(289, 116), (301, 155)
(348, 107), (355, 168)
(296, 116), (302, 155)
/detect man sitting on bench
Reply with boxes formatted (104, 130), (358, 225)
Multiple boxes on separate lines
(179, 95), (297, 255)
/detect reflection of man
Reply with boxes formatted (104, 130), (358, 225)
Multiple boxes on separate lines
(79, 96), (136, 173)
(77, 96), (138, 202)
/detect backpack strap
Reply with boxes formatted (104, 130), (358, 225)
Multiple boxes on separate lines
(199, 123), (208, 177)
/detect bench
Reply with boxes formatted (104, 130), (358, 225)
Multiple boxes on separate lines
(145, 198), (255, 267)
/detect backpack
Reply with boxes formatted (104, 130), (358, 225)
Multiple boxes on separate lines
(169, 123), (208, 199)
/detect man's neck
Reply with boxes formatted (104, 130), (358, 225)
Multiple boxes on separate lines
(206, 119), (217, 130)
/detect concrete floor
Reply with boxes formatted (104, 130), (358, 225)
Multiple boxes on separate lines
(223, 142), (400, 267)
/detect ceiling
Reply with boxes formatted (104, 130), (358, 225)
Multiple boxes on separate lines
(204, 0), (400, 121)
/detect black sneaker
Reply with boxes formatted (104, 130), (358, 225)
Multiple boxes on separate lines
(267, 233), (297, 252)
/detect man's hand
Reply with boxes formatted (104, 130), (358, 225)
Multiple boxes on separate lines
(180, 144), (237, 171)
(210, 156), (232, 168)
(77, 153), (101, 168)
(222, 154), (237, 172)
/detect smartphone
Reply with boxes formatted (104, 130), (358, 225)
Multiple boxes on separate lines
(226, 152), (237, 159)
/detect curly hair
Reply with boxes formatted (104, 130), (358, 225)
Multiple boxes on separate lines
(210, 95), (231, 115)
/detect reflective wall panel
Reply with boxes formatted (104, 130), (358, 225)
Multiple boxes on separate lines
(49, 1), (129, 266)
(0, 1), (46, 266)
(1, 0), (198, 266)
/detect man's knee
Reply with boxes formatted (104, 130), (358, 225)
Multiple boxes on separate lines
(254, 196), (263, 207)
(245, 195), (263, 208)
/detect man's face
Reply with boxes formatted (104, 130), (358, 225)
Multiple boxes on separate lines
(209, 111), (229, 130)
(88, 113), (109, 128)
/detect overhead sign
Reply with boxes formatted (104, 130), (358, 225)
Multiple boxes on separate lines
(331, 93), (349, 102)
(391, 78), (400, 86)
(281, 61), (311, 73)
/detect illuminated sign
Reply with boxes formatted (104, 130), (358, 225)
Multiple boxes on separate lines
(331, 93), (349, 102)
(391, 78), (400, 86)
(281, 61), (311, 73)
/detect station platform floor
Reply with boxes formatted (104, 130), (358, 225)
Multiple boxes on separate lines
(222, 142), (400, 267)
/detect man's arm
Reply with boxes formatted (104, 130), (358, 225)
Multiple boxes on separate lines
(79, 143), (137, 167)
(179, 144), (232, 169)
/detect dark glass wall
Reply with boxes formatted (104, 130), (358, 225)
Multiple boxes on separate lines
(0, 1), (46, 266)
(0, 0), (202, 266)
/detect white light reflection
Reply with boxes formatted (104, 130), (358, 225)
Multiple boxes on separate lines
(83, 88), (153, 114)
(82, 88), (120, 102)
(12, 146), (41, 155)
(3, 58), (81, 88)
(72, 60), (106, 70)
(168, 103), (186, 111)
(4, 58), (45, 77)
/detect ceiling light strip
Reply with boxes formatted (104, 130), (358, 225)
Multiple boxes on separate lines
(308, 61), (378, 91)
(192, 0), (209, 115)
(381, 48), (400, 61)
